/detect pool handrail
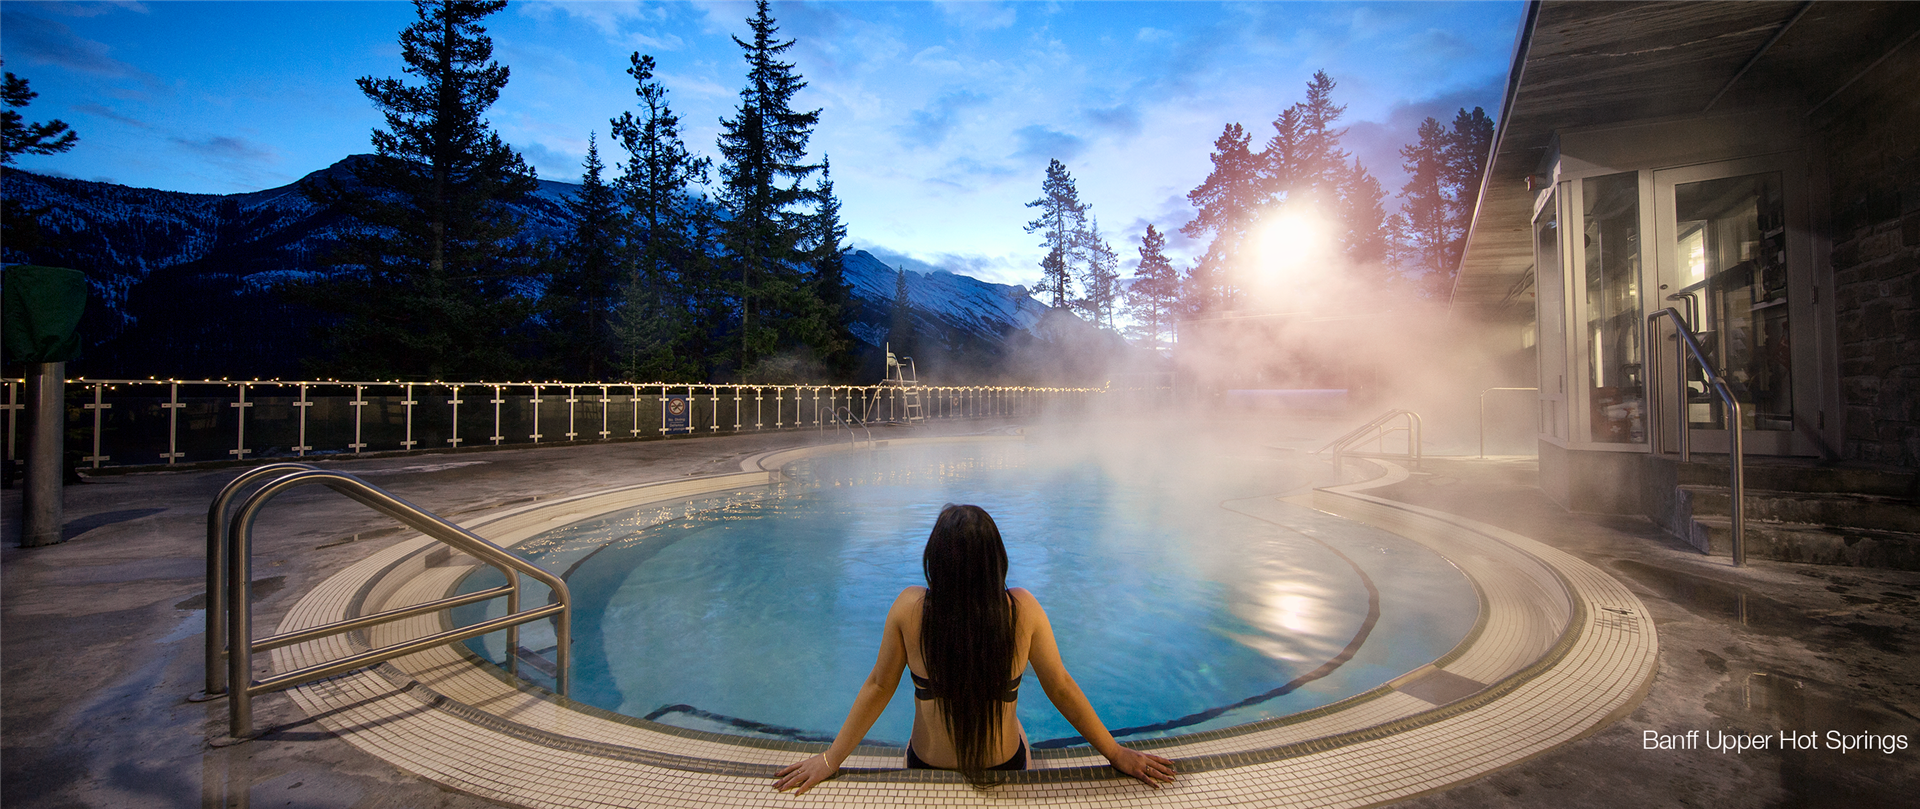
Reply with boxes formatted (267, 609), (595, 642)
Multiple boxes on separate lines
(216, 468), (571, 740)
(201, 462), (321, 699)
(1646, 306), (1746, 567)
(1318, 409), (1423, 471)
(1477, 387), (1539, 458)
(832, 405), (872, 447)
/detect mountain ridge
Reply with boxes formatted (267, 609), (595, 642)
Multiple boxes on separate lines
(3, 155), (1142, 382)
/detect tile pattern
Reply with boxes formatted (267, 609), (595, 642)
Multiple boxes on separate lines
(264, 447), (1657, 808)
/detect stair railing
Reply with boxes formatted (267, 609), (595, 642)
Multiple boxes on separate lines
(1317, 409), (1423, 471)
(210, 467), (571, 739)
(1647, 307), (1746, 566)
(832, 405), (872, 447)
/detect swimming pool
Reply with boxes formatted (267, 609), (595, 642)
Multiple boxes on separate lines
(454, 437), (1479, 747)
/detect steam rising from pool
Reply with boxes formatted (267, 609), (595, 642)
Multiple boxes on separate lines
(458, 435), (1476, 746)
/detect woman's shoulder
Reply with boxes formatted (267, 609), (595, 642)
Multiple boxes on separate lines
(891, 586), (927, 608)
(1008, 587), (1043, 609)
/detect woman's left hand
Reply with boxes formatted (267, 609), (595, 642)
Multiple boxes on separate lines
(1107, 746), (1177, 788)
(773, 753), (838, 795)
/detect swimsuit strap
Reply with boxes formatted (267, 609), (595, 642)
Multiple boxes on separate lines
(911, 670), (1021, 702)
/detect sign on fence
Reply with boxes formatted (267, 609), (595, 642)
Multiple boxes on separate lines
(664, 394), (691, 434)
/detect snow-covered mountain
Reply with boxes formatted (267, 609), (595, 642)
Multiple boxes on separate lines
(0, 156), (1104, 381)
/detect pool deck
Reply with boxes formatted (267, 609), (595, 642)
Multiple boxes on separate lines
(4, 416), (1917, 807)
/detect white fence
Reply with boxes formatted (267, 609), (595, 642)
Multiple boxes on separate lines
(0, 378), (1108, 471)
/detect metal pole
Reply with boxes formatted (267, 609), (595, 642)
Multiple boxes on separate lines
(83, 382), (109, 468)
(529, 386), (544, 443)
(1677, 324), (1690, 463)
(564, 386), (578, 441)
(163, 378), (183, 461)
(490, 385), (504, 446)
(447, 385), (464, 448)
(294, 384), (313, 456)
(21, 363), (65, 547)
(400, 384), (417, 450)
(350, 385), (367, 454)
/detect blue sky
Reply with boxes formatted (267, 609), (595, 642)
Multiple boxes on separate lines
(2, 0), (1524, 287)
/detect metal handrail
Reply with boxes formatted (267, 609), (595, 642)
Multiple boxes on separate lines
(1647, 307), (1746, 566)
(1478, 387), (1538, 458)
(1317, 409), (1423, 470)
(216, 468), (571, 739)
(200, 462), (320, 699)
(832, 405), (872, 447)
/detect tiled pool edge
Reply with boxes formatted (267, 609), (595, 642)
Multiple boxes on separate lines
(271, 446), (1658, 808)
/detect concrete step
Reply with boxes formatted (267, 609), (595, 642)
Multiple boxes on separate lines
(1693, 516), (1920, 570)
(1679, 485), (1920, 533)
(1672, 458), (1917, 498)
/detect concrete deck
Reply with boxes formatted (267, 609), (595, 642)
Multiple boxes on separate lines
(3, 418), (1916, 807)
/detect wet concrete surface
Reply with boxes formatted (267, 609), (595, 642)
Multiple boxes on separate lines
(1376, 456), (1920, 809)
(4, 425), (1917, 808)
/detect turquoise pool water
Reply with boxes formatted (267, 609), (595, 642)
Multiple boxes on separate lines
(457, 438), (1477, 747)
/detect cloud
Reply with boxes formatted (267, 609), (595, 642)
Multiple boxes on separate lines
(855, 241), (1033, 288)
(40, 1), (147, 18)
(898, 89), (988, 149)
(169, 135), (275, 163)
(936, 1), (1016, 31)
(1137, 27), (1173, 43)
(519, 0), (677, 48)
(514, 140), (584, 179)
(1012, 125), (1086, 163)
(73, 102), (149, 129)
(0, 9), (163, 87)
(1342, 76), (1505, 206)
(1082, 104), (1142, 138)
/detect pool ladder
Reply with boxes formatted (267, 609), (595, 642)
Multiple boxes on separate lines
(198, 463), (571, 740)
(832, 405), (873, 447)
(1317, 409), (1424, 472)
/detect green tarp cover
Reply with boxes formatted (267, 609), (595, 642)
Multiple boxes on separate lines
(2, 265), (88, 363)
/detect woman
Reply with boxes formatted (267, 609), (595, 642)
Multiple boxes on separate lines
(774, 504), (1176, 794)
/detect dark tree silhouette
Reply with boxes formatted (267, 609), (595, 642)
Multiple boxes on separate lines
(1126, 224), (1180, 350)
(1183, 123), (1261, 311)
(299, 0), (539, 380)
(1024, 158), (1089, 309)
(611, 51), (712, 381)
(548, 135), (624, 380)
(1, 61), (79, 258)
(716, 0), (823, 375)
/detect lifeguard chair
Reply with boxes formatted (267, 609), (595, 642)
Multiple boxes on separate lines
(880, 343), (924, 423)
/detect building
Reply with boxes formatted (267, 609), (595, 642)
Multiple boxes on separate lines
(1454, 2), (1919, 535)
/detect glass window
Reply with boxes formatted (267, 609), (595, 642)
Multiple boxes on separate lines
(1534, 191), (1565, 441)
(1671, 172), (1791, 431)
(1583, 173), (1643, 443)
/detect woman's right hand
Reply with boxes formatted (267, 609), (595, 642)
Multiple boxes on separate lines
(1106, 746), (1177, 788)
(773, 753), (838, 795)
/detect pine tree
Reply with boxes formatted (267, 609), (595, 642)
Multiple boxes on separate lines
(1182, 123), (1261, 311)
(299, 0), (538, 380)
(1024, 158), (1089, 309)
(798, 156), (857, 378)
(1, 60), (78, 259)
(1126, 224), (1180, 351)
(547, 134), (624, 380)
(611, 51), (710, 381)
(1336, 160), (1390, 271)
(1075, 215), (1120, 329)
(1444, 106), (1495, 269)
(1293, 70), (1350, 202)
(1391, 116), (1456, 297)
(717, 0), (823, 374)
(888, 266), (916, 360)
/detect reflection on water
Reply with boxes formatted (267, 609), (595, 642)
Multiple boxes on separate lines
(458, 440), (1477, 746)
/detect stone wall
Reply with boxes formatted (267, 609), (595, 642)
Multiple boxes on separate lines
(1820, 41), (1920, 468)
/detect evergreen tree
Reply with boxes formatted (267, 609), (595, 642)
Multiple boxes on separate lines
(1125, 224), (1180, 351)
(1292, 70), (1350, 202)
(1036, 247), (1070, 312)
(1075, 215), (1121, 329)
(1391, 116), (1456, 297)
(1336, 160), (1390, 271)
(1024, 158), (1089, 309)
(1, 60), (78, 258)
(888, 266), (916, 360)
(299, 0), (538, 380)
(611, 51), (710, 381)
(547, 134), (624, 380)
(1388, 107), (1494, 298)
(717, 0), (823, 374)
(799, 156), (857, 378)
(1181, 123), (1261, 311)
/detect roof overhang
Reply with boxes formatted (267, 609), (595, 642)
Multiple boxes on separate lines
(1449, 0), (1920, 326)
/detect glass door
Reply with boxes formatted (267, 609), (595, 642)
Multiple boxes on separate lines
(1652, 157), (1818, 456)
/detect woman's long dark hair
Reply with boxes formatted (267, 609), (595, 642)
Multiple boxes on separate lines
(920, 504), (1018, 778)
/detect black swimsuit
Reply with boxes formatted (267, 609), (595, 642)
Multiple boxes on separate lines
(904, 670), (1027, 770)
